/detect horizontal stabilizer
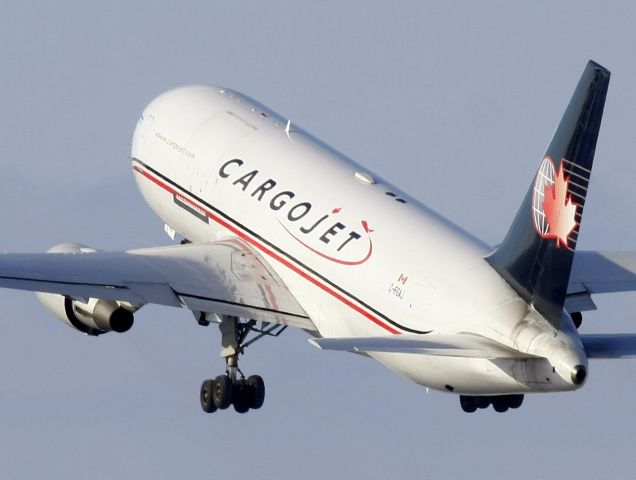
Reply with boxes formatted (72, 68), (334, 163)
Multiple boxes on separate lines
(309, 333), (538, 359)
(581, 334), (636, 359)
(570, 251), (636, 295)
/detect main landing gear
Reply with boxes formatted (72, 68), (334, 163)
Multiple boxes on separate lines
(198, 314), (286, 414)
(459, 394), (524, 413)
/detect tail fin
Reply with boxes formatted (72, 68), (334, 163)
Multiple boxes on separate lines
(487, 61), (610, 326)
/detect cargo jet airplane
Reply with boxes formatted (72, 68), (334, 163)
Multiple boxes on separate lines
(2, 61), (636, 413)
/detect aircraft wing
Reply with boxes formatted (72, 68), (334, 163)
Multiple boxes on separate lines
(0, 239), (313, 329)
(580, 334), (636, 359)
(309, 333), (539, 359)
(566, 251), (636, 312)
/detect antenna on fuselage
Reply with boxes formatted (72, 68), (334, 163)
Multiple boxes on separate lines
(285, 119), (292, 140)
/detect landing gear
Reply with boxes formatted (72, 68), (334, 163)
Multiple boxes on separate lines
(232, 379), (250, 413)
(247, 375), (265, 409)
(199, 315), (284, 414)
(459, 395), (478, 413)
(571, 311), (583, 329)
(492, 396), (510, 413)
(200, 379), (216, 413)
(212, 374), (233, 409)
(459, 394), (524, 413)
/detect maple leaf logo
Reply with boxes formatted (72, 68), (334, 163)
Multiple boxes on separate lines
(542, 163), (578, 248)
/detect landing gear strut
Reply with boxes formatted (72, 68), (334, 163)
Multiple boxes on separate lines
(459, 394), (524, 413)
(199, 315), (285, 414)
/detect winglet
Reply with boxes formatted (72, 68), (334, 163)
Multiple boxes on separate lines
(487, 61), (610, 326)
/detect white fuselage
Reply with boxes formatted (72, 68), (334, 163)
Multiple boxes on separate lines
(130, 86), (587, 395)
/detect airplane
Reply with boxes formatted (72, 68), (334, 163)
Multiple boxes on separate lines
(2, 60), (636, 414)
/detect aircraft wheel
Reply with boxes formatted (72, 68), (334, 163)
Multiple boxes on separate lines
(213, 375), (233, 409)
(459, 395), (478, 413)
(476, 397), (491, 409)
(508, 394), (524, 409)
(247, 375), (265, 410)
(492, 396), (509, 413)
(200, 379), (217, 413)
(233, 379), (250, 413)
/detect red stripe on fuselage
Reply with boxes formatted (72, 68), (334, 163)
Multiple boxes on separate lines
(133, 165), (400, 334)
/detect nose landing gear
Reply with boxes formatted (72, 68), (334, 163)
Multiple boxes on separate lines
(199, 314), (285, 414)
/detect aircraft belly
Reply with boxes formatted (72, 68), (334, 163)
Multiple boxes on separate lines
(370, 352), (575, 395)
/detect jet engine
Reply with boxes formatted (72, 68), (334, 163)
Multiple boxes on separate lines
(37, 293), (134, 336)
(35, 243), (135, 336)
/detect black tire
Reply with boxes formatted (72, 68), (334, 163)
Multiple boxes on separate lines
(200, 379), (217, 413)
(459, 395), (478, 413)
(247, 375), (265, 410)
(233, 379), (250, 414)
(508, 394), (524, 409)
(476, 397), (491, 409)
(213, 375), (233, 409)
(492, 396), (509, 413)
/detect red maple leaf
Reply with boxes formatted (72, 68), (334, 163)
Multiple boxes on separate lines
(542, 163), (578, 248)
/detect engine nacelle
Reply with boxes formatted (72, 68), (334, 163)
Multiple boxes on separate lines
(35, 243), (135, 336)
(37, 292), (134, 335)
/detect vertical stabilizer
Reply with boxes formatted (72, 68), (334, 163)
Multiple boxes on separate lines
(487, 61), (610, 326)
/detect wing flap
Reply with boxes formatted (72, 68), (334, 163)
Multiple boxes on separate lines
(309, 333), (538, 359)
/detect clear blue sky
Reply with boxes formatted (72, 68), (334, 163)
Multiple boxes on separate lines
(1, 1), (636, 478)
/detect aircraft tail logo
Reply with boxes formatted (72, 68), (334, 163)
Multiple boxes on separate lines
(532, 156), (581, 250)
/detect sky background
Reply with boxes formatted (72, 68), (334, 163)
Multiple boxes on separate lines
(1, 1), (636, 478)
